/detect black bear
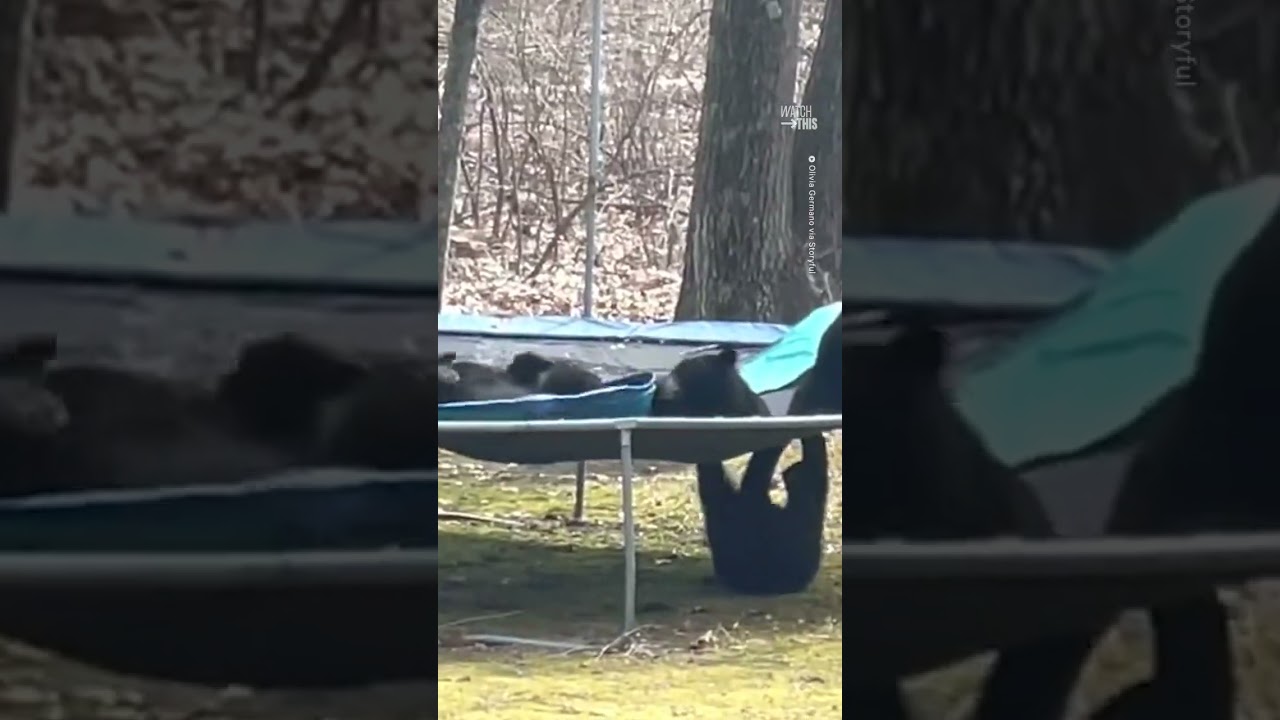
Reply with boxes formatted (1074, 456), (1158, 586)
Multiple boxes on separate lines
(967, 210), (1280, 720)
(651, 344), (832, 594)
(217, 332), (367, 456)
(0, 334), (69, 498)
(841, 321), (1050, 540)
(651, 346), (767, 417)
(837, 319), (1064, 719)
(0, 333), (293, 497)
(321, 358), (435, 471)
(436, 352), (526, 403)
(221, 333), (441, 471)
(696, 434), (829, 595)
(505, 351), (603, 396)
(972, 385), (1234, 720)
(688, 319), (843, 596)
(41, 354), (299, 494)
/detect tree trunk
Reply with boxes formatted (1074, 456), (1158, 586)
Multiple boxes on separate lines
(674, 0), (812, 323)
(0, 0), (33, 211)
(438, 0), (486, 303)
(844, 1), (1277, 249)
(792, 0), (841, 301)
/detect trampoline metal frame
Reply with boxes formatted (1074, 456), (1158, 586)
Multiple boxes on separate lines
(440, 414), (842, 630)
(0, 549), (438, 586)
(843, 532), (1280, 577)
(842, 532), (1280, 678)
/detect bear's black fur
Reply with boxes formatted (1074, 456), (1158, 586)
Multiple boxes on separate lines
(1062, 594), (1232, 720)
(436, 352), (525, 403)
(221, 333), (439, 471)
(506, 351), (603, 396)
(696, 435), (829, 595)
(841, 321), (1050, 540)
(850, 681), (914, 720)
(651, 346), (768, 417)
(0, 347), (292, 498)
(44, 361), (294, 493)
(655, 343), (832, 595)
(321, 359), (434, 471)
(0, 334), (69, 498)
(836, 319), (1062, 719)
(217, 333), (366, 455)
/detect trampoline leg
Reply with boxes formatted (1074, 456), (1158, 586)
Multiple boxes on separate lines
(620, 428), (637, 632)
(572, 461), (588, 522)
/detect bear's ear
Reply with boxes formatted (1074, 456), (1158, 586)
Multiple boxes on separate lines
(437, 352), (458, 365)
(714, 346), (739, 367)
(887, 323), (947, 377)
(509, 352), (551, 372)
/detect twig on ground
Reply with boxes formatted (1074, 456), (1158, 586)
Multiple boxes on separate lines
(463, 634), (593, 652)
(437, 508), (522, 527)
(595, 624), (654, 659)
(438, 610), (524, 630)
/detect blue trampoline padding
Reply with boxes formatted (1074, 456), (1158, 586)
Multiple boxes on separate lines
(438, 312), (790, 348)
(437, 372), (657, 422)
(0, 470), (435, 553)
(957, 176), (1280, 467)
(739, 301), (841, 394)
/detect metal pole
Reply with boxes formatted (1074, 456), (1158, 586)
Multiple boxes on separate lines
(583, 0), (605, 317)
(574, 0), (606, 523)
(620, 427), (636, 631)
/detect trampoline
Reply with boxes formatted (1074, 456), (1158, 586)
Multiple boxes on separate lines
(438, 308), (843, 630)
(843, 176), (1280, 683)
(0, 216), (436, 687)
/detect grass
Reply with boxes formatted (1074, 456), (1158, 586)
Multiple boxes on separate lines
(436, 438), (843, 719)
(438, 435), (1280, 719)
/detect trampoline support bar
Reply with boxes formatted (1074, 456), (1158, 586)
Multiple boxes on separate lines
(573, 461), (588, 522)
(621, 427), (637, 631)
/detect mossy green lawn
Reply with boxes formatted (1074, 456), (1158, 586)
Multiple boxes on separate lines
(437, 438), (844, 719)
